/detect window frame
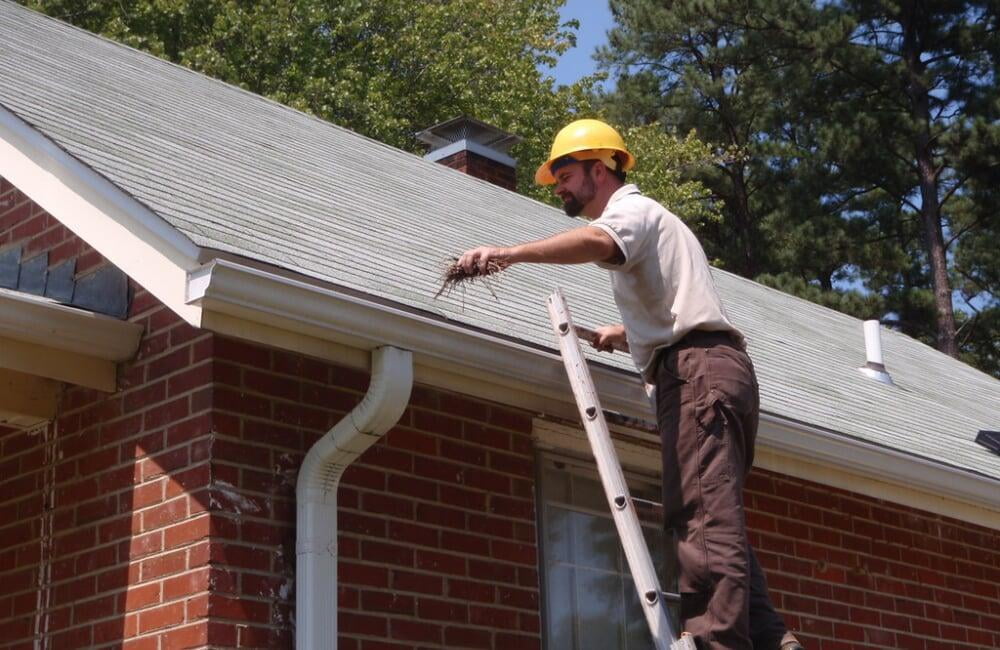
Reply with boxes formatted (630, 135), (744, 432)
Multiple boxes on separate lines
(535, 449), (679, 650)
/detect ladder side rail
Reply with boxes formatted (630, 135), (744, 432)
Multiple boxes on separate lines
(547, 289), (694, 650)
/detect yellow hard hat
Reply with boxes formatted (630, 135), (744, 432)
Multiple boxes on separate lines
(535, 118), (636, 185)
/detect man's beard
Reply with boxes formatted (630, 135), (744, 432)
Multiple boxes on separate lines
(561, 176), (595, 217)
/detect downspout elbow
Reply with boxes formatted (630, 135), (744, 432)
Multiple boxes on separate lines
(295, 346), (413, 650)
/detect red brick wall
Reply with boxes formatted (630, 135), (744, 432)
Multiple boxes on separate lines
(436, 150), (517, 192)
(0, 176), (106, 274)
(744, 471), (1000, 649)
(2, 178), (998, 650)
(0, 176), (221, 649)
(335, 384), (539, 649)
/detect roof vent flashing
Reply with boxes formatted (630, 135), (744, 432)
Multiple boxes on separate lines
(859, 320), (895, 386)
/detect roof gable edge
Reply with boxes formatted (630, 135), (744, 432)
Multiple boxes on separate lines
(0, 103), (202, 326)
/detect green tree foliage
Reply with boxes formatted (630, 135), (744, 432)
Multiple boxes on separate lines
(21, 0), (593, 199)
(598, 0), (1000, 377)
(810, 0), (1000, 361)
(598, 0), (827, 280)
(618, 124), (723, 241)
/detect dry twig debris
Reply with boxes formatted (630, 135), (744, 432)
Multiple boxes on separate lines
(435, 257), (510, 300)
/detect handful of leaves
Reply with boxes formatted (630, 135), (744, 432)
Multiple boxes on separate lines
(435, 257), (510, 299)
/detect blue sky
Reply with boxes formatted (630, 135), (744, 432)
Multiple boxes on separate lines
(550, 0), (613, 88)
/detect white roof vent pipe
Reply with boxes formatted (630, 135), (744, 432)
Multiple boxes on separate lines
(859, 320), (894, 386)
(296, 346), (413, 650)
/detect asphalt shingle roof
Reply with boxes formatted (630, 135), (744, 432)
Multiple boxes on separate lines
(1, 1), (997, 480)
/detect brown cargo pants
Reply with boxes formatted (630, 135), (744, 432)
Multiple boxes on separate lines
(655, 331), (790, 650)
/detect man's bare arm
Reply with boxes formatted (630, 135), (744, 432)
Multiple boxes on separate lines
(457, 227), (621, 274)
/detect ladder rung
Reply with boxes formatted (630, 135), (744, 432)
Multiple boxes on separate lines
(630, 496), (663, 509)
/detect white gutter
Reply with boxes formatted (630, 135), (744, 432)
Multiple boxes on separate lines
(0, 287), (143, 361)
(295, 346), (413, 650)
(188, 260), (1000, 514)
(759, 413), (999, 511)
(0, 287), (143, 391)
(187, 259), (649, 418)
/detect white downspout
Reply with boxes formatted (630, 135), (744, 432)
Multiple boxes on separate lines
(295, 346), (413, 650)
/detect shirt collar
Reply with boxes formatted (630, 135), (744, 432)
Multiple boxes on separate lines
(606, 184), (641, 209)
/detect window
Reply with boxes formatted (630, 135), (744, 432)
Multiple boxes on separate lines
(538, 454), (679, 650)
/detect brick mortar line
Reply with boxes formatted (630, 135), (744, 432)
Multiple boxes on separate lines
(0, 541), (213, 596)
(346, 462), (536, 492)
(340, 553), (538, 575)
(340, 557), (538, 583)
(753, 542), (1000, 586)
(339, 595), (542, 613)
(786, 625), (993, 645)
(758, 553), (999, 597)
(749, 488), (1000, 540)
(340, 629), (541, 642)
(762, 578), (999, 618)
(377, 435), (536, 465)
(772, 593), (998, 627)
(752, 511), (999, 556)
(57, 400), (206, 438)
(9, 414), (214, 471)
(339, 533), (537, 563)
(408, 406), (534, 436)
(750, 526), (1000, 571)
(0, 460), (212, 516)
(338, 502), (538, 544)
(24, 578), (211, 617)
(339, 611), (543, 627)
(338, 501), (535, 527)
(0, 194), (33, 214)
(343, 501), (538, 532)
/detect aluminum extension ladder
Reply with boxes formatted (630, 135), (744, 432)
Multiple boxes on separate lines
(546, 288), (697, 650)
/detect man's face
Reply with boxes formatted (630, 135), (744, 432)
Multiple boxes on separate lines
(554, 162), (596, 217)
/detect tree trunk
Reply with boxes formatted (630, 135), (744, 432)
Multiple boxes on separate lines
(901, 2), (958, 357)
(727, 164), (758, 277)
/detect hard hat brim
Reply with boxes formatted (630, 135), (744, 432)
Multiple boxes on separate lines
(535, 149), (636, 185)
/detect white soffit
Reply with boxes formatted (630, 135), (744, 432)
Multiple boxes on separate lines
(0, 104), (203, 326)
(0, 367), (59, 428)
(0, 288), (143, 390)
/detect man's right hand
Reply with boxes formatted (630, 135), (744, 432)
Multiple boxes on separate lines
(456, 246), (512, 275)
(591, 324), (628, 353)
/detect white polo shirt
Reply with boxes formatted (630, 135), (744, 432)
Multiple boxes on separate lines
(589, 184), (741, 382)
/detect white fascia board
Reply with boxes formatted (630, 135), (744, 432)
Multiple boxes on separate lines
(0, 104), (203, 326)
(187, 259), (651, 418)
(757, 414), (1000, 513)
(187, 259), (999, 516)
(0, 288), (143, 361)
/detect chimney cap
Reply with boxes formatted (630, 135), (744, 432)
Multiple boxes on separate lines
(415, 116), (522, 155)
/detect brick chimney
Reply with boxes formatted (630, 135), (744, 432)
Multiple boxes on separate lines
(416, 116), (521, 191)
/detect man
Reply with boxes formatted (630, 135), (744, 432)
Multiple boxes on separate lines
(457, 119), (803, 650)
